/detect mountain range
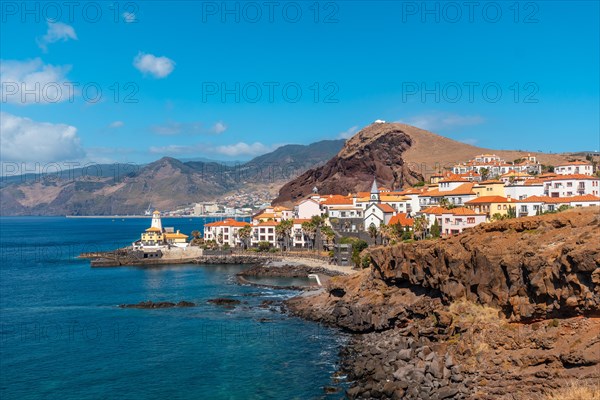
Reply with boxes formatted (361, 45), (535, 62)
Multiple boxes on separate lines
(0, 140), (345, 216)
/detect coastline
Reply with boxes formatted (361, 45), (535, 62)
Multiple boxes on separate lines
(284, 209), (600, 399)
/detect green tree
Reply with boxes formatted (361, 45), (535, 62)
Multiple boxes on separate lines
(351, 239), (369, 268)
(301, 221), (317, 250)
(275, 219), (293, 250)
(430, 218), (441, 238)
(368, 224), (379, 245)
(238, 225), (252, 249)
(320, 225), (336, 250)
(507, 206), (517, 219)
(413, 215), (429, 240)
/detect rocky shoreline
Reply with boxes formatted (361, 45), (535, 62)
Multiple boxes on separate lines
(286, 208), (600, 399)
(237, 263), (345, 290)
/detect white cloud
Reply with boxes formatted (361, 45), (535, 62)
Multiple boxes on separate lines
(0, 58), (73, 105)
(0, 112), (85, 163)
(338, 125), (358, 139)
(37, 21), (78, 52)
(123, 12), (136, 23)
(109, 121), (124, 128)
(397, 113), (485, 131)
(214, 142), (275, 157)
(133, 52), (175, 78)
(212, 121), (227, 134)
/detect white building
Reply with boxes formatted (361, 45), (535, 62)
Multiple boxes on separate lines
(543, 175), (600, 197)
(440, 207), (487, 236)
(203, 219), (250, 247)
(295, 198), (322, 219)
(554, 161), (594, 176)
(504, 181), (545, 200)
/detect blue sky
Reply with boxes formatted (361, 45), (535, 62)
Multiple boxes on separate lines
(1, 1), (599, 167)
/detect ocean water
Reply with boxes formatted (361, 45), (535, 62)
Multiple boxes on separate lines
(0, 217), (347, 400)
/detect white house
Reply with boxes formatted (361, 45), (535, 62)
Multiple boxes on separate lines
(364, 203), (396, 229)
(504, 181), (545, 200)
(295, 198), (322, 219)
(543, 175), (600, 197)
(203, 219), (250, 247)
(251, 221), (278, 247)
(440, 207), (487, 236)
(555, 161), (594, 176)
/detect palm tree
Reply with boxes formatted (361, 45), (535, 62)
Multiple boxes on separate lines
(368, 224), (379, 245)
(237, 225), (252, 249)
(413, 215), (429, 240)
(320, 225), (335, 250)
(275, 219), (293, 250)
(379, 223), (392, 245)
(301, 221), (317, 250)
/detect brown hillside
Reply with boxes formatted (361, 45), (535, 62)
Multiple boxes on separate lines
(273, 123), (570, 205)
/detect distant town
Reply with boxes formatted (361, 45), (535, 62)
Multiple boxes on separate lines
(126, 153), (599, 267)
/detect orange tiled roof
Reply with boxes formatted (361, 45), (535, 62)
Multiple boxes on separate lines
(372, 203), (396, 213)
(164, 232), (189, 238)
(569, 194), (600, 202)
(443, 207), (481, 216)
(548, 174), (598, 181)
(145, 227), (162, 232)
(388, 213), (414, 226)
(255, 212), (276, 219)
(556, 160), (592, 167)
(420, 206), (448, 215)
(478, 180), (504, 185)
(256, 221), (278, 226)
(439, 174), (469, 183)
(205, 218), (250, 228)
(465, 196), (510, 204)
(419, 183), (476, 197)
(516, 196), (565, 204)
(321, 195), (354, 205)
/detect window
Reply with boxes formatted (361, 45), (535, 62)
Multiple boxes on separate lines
(467, 217), (475, 224)
(521, 205), (528, 213)
(497, 205), (501, 210)
(567, 182), (572, 187)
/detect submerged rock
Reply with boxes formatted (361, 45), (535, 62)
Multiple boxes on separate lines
(207, 298), (241, 307)
(119, 300), (196, 309)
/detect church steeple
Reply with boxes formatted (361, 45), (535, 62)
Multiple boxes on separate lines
(370, 179), (380, 203)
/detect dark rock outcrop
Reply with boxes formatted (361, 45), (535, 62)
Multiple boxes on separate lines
(286, 208), (600, 399)
(119, 300), (196, 308)
(368, 207), (600, 321)
(207, 298), (241, 307)
(273, 124), (424, 204)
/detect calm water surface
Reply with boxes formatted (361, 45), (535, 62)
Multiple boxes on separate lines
(0, 217), (347, 400)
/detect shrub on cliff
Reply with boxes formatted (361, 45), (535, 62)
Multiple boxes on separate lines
(544, 381), (600, 400)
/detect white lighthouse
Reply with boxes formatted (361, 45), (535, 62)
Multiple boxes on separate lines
(150, 210), (163, 231)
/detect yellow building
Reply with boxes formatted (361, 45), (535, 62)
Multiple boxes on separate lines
(164, 230), (189, 245)
(141, 227), (163, 246)
(473, 180), (506, 197)
(464, 196), (514, 219)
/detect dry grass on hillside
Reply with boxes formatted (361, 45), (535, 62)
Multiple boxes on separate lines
(543, 381), (600, 400)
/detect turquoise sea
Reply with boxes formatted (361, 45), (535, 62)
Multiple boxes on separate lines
(0, 217), (347, 399)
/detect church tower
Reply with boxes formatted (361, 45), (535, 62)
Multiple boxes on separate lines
(370, 179), (380, 203)
(151, 210), (163, 231)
